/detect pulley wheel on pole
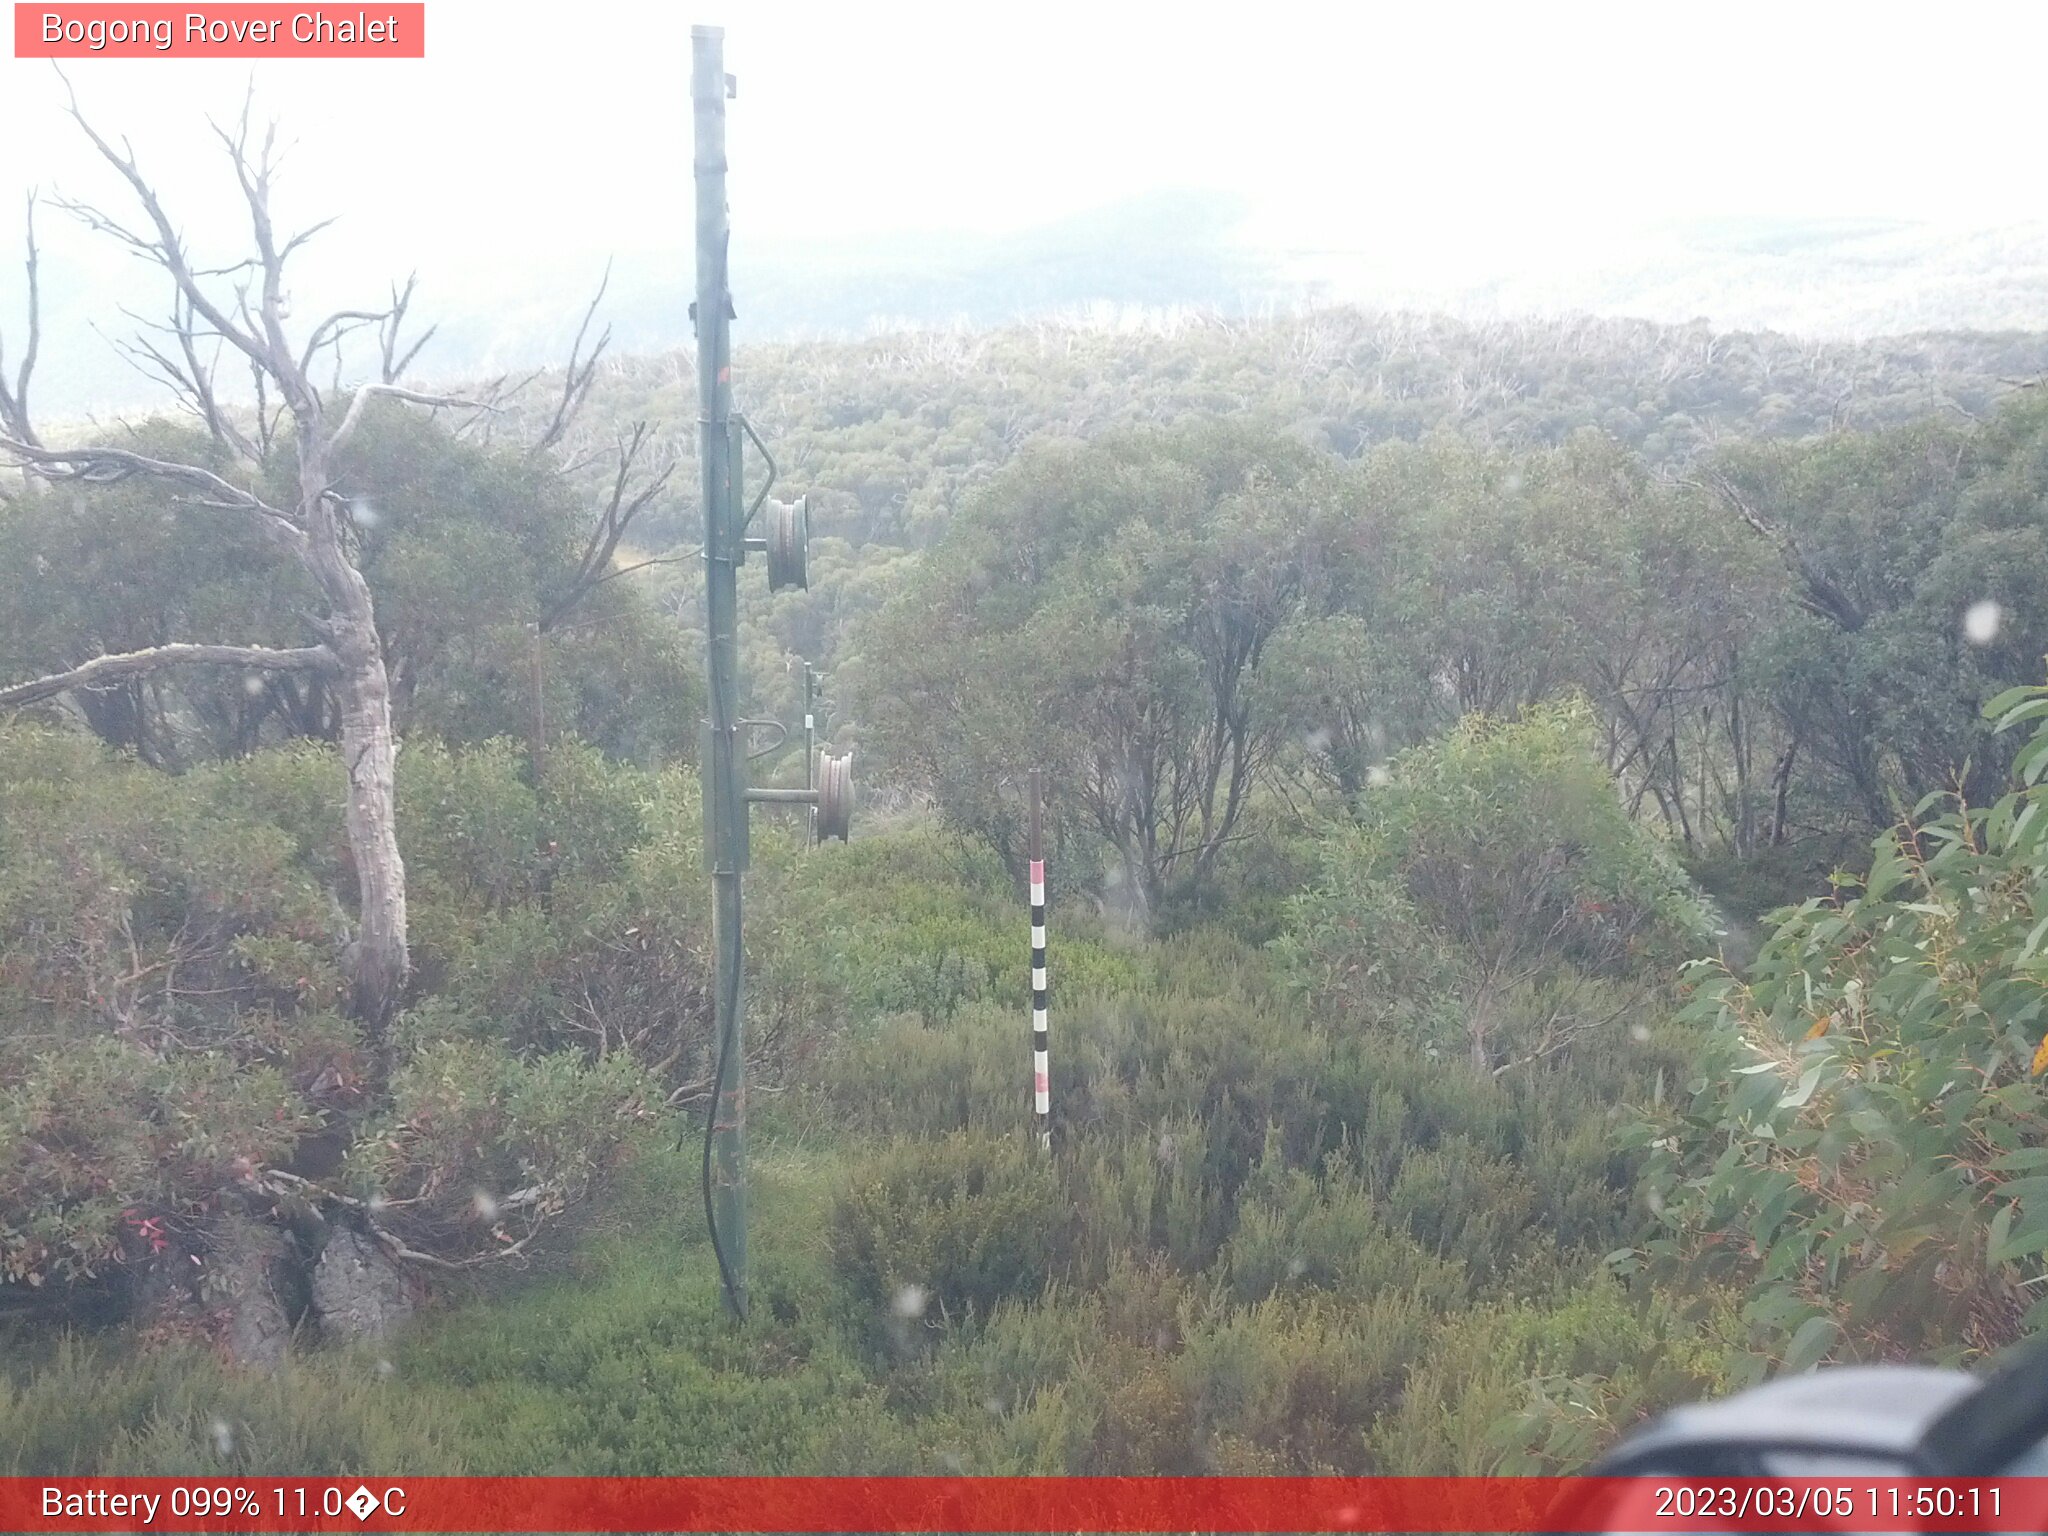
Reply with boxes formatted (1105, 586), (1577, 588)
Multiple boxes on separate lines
(816, 749), (854, 841)
(766, 494), (809, 592)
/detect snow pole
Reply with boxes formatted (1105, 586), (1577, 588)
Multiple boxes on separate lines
(1029, 769), (1050, 1151)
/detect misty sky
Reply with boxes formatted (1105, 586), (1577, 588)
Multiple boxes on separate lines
(3, 0), (2047, 402)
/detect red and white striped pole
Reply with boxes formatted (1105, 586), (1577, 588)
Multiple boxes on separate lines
(1028, 769), (1051, 1151)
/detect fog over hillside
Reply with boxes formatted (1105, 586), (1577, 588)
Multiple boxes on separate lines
(21, 189), (2048, 420)
(7, 0), (2048, 416)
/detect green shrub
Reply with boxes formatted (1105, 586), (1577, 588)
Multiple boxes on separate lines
(0, 727), (346, 1295)
(1276, 698), (1710, 1074)
(0, 1338), (462, 1475)
(1066, 1119), (1232, 1277)
(0, 723), (702, 1307)
(1386, 1135), (1539, 1284)
(1366, 1281), (1745, 1474)
(1166, 1291), (1434, 1473)
(794, 1006), (1027, 1140)
(392, 1146), (917, 1475)
(749, 824), (1142, 1036)
(347, 1043), (653, 1258)
(400, 738), (545, 911)
(829, 1132), (1069, 1332)
(1223, 1139), (1467, 1306)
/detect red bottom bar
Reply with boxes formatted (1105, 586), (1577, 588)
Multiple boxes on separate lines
(8, 1476), (2048, 1533)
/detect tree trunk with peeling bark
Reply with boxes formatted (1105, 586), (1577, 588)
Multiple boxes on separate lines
(326, 556), (409, 1039)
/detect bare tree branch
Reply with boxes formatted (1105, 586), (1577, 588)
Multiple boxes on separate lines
(208, 95), (308, 407)
(99, 293), (260, 458)
(0, 642), (336, 710)
(533, 263), (612, 454)
(577, 550), (697, 591)
(251, 357), (281, 458)
(328, 382), (490, 461)
(0, 191), (41, 450)
(170, 290), (258, 456)
(0, 437), (307, 550)
(252, 1170), (554, 1270)
(378, 273), (435, 384)
(540, 420), (676, 631)
(52, 73), (285, 397)
(298, 306), (387, 383)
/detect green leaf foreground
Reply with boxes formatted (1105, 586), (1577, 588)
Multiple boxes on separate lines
(1641, 683), (2048, 1365)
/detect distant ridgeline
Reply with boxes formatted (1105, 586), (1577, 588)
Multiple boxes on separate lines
(503, 306), (2048, 555)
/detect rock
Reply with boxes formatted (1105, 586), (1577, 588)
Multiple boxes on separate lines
(310, 1225), (413, 1343)
(133, 1215), (297, 1369)
(208, 1216), (296, 1369)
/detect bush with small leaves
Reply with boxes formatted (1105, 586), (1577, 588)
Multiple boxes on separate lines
(1276, 698), (1711, 1075)
(828, 1132), (1069, 1334)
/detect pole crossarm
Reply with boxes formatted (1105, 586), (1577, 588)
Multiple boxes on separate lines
(744, 787), (820, 806)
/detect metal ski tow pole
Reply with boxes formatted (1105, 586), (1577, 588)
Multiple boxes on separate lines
(690, 26), (854, 1318)
(693, 22), (748, 1320)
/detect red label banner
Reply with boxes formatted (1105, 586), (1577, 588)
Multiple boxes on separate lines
(14, 4), (425, 57)
(5, 1476), (2048, 1532)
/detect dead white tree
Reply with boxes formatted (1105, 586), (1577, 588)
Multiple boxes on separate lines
(0, 87), (479, 1053)
(0, 192), (41, 480)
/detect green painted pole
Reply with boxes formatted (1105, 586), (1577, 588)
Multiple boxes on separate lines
(693, 22), (746, 1320)
(805, 666), (818, 846)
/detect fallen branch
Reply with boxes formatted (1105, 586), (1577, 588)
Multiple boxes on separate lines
(253, 1168), (557, 1270)
(0, 642), (335, 710)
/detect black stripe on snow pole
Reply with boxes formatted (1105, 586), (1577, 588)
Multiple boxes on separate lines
(1028, 768), (1049, 1151)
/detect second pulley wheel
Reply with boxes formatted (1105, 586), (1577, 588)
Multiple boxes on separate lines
(816, 749), (853, 841)
(766, 494), (809, 593)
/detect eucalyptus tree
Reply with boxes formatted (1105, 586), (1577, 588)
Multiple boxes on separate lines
(1639, 680), (2048, 1364)
(865, 421), (1336, 919)
(1699, 397), (2048, 842)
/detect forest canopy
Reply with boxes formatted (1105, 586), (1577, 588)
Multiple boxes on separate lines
(8, 233), (2048, 1472)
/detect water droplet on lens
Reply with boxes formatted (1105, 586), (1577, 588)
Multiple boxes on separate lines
(1965, 600), (2002, 646)
(892, 1283), (929, 1318)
